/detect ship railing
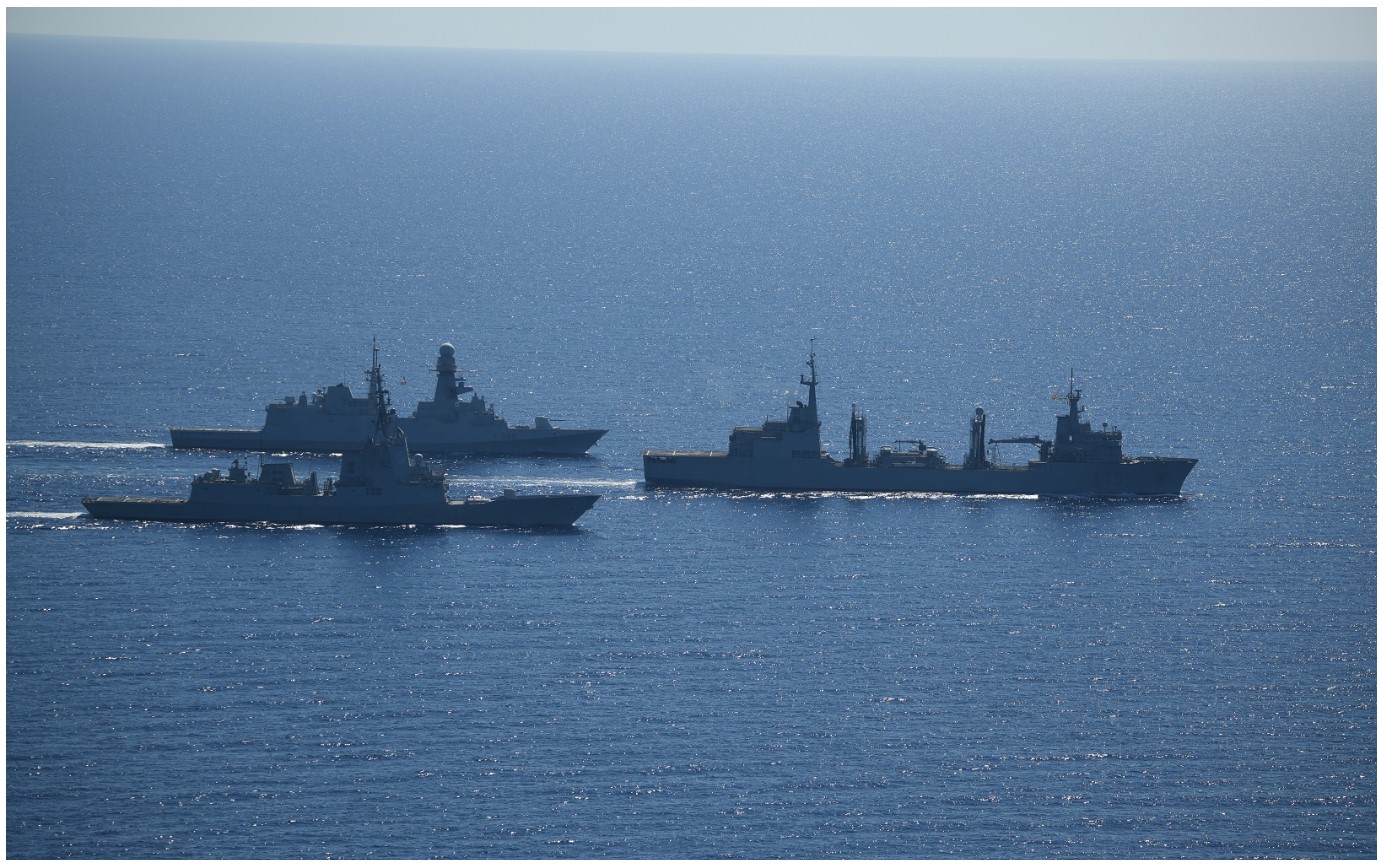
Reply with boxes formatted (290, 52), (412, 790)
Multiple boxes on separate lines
(643, 449), (728, 459)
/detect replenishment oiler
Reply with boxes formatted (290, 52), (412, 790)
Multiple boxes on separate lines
(642, 353), (1196, 497)
(170, 342), (606, 455)
(86, 351), (600, 527)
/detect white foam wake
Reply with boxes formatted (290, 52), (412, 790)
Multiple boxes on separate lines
(8, 440), (166, 451)
(476, 477), (639, 489)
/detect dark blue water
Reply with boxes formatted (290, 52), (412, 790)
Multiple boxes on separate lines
(7, 35), (1375, 858)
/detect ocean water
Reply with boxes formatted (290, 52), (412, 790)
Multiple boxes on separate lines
(5, 35), (1375, 858)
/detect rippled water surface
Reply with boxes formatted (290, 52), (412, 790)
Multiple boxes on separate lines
(6, 37), (1375, 858)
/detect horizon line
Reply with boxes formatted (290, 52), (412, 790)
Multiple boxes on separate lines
(8, 30), (1378, 66)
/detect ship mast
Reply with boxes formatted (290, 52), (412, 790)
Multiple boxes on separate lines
(1065, 368), (1082, 419)
(782, 343), (822, 441)
(366, 340), (395, 441)
(799, 346), (819, 422)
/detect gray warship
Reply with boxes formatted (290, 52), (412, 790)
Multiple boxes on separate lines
(170, 342), (606, 455)
(643, 353), (1196, 497)
(87, 351), (600, 527)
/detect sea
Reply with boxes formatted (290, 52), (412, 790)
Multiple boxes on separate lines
(5, 35), (1376, 859)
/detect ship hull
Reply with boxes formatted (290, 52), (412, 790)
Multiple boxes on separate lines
(169, 424), (607, 456)
(82, 493), (600, 527)
(643, 452), (1196, 497)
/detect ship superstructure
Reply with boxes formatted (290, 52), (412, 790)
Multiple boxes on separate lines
(170, 342), (606, 455)
(643, 353), (1196, 497)
(87, 349), (600, 527)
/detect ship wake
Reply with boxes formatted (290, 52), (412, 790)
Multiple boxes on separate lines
(9, 440), (166, 452)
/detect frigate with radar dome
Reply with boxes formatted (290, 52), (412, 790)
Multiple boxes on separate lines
(642, 352), (1196, 497)
(87, 348), (600, 527)
(170, 342), (606, 455)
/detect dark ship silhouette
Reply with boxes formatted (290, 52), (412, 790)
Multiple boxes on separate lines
(171, 342), (605, 455)
(644, 353), (1196, 497)
(88, 348), (599, 527)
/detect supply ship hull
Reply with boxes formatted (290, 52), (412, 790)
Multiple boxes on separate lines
(642, 352), (1196, 499)
(643, 452), (1195, 496)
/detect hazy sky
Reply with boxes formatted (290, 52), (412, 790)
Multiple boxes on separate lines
(6, 5), (1378, 63)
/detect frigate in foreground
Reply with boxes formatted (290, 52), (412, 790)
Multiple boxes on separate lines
(88, 351), (599, 527)
(170, 342), (606, 455)
(643, 353), (1196, 497)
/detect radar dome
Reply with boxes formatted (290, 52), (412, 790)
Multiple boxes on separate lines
(439, 343), (456, 357)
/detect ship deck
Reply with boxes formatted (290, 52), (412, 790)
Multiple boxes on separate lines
(83, 496), (185, 504)
(642, 449), (728, 458)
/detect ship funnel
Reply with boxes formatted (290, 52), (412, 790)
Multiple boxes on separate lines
(965, 407), (989, 470)
(848, 405), (868, 465)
